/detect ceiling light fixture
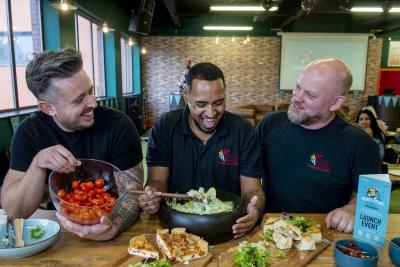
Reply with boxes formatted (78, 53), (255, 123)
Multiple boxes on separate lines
(339, 0), (352, 11)
(203, 26), (253, 31)
(350, 6), (383, 12)
(389, 7), (400, 12)
(128, 38), (135, 46)
(51, 0), (77, 11)
(210, 5), (278, 12)
(301, 0), (318, 15)
(101, 23), (114, 33)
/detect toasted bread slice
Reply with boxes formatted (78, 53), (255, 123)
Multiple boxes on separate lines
(171, 228), (208, 263)
(128, 234), (159, 259)
(156, 229), (175, 260)
(296, 233), (316, 251)
(309, 225), (322, 243)
(273, 219), (301, 240)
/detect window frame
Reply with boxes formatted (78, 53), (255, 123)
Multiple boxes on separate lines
(0, 0), (43, 113)
(75, 11), (106, 98)
(120, 33), (134, 95)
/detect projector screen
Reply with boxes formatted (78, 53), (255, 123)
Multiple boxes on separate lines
(279, 33), (369, 91)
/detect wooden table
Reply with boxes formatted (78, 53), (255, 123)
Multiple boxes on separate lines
(387, 164), (400, 183)
(2, 210), (399, 266)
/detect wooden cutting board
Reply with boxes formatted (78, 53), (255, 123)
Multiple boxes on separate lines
(104, 234), (212, 267)
(217, 228), (332, 267)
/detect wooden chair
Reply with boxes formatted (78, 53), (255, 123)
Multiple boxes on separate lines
(276, 103), (290, 110)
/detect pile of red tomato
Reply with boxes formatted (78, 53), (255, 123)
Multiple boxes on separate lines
(57, 177), (117, 225)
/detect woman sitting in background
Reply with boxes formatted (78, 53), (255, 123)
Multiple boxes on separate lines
(362, 106), (387, 135)
(357, 109), (385, 160)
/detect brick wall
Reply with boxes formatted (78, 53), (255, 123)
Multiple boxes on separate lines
(140, 36), (382, 123)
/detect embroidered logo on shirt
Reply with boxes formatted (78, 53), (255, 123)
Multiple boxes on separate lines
(307, 153), (331, 173)
(217, 148), (239, 166)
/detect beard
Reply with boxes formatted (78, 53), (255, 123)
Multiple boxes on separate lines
(287, 103), (321, 126)
(287, 103), (308, 125)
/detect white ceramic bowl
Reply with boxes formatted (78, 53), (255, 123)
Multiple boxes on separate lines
(0, 219), (60, 258)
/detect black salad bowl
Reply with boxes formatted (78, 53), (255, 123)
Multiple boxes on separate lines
(158, 190), (245, 245)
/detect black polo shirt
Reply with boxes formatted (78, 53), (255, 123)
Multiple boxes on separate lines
(146, 106), (263, 195)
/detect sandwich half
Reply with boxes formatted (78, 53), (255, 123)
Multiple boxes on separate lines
(128, 234), (159, 259)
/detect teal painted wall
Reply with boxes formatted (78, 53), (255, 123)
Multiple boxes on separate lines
(42, 0), (61, 50)
(104, 33), (117, 98)
(133, 42), (141, 94)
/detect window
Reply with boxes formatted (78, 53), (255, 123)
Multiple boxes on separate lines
(76, 14), (105, 98)
(120, 35), (133, 94)
(0, 0), (42, 112)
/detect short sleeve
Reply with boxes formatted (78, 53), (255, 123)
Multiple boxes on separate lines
(110, 113), (143, 171)
(239, 122), (263, 179)
(351, 138), (382, 193)
(146, 115), (170, 167)
(10, 119), (39, 172)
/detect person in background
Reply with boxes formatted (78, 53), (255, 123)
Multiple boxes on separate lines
(256, 58), (381, 233)
(356, 109), (385, 160)
(1, 48), (143, 241)
(139, 62), (265, 239)
(362, 106), (387, 135)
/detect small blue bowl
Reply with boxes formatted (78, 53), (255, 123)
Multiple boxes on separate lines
(389, 237), (400, 266)
(334, 239), (379, 267)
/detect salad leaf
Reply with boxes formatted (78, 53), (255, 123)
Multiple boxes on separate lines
(290, 216), (318, 232)
(129, 258), (172, 267)
(263, 228), (273, 242)
(167, 187), (234, 214)
(274, 250), (286, 259)
(30, 225), (46, 239)
(234, 242), (271, 267)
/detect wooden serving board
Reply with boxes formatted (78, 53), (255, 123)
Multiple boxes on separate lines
(217, 229), (332, 267)
(104, 234), (212, 267)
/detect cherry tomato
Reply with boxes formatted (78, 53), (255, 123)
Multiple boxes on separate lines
(72, 180), (80, 190)
(86, 181), (95, 190)
(95, 178), (105, 189)
(57, 189), (67, 199)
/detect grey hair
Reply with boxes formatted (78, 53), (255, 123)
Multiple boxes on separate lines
(25, 48), (83, 101)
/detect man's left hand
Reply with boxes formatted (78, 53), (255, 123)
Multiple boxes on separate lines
(232, 196), (259, 239)
(56, 212), (118, 241)
(325, 205), (355, 233)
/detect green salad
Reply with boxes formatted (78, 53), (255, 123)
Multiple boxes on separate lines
(167, 187), (234, 215)
(128, 258), (171, 267)
(234, 242), (271, 267)
(234, 241), (286, 267)
(287, 216), (319, 232)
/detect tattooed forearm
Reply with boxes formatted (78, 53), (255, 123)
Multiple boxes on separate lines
(112, 162), (144, 231)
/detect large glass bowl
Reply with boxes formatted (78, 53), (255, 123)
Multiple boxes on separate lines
(48, 159), (126, 225)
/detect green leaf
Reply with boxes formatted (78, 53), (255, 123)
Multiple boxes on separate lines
(30, 225), (46, 239)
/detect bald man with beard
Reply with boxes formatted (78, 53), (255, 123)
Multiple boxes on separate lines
(256, 58), (381, 233)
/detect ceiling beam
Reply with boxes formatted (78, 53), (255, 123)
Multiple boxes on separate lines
(162, 0), (182, 28)
(278, 0), (324, 29)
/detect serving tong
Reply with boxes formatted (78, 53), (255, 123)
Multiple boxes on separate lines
(0, 216), (16, 249)
(127, 189), (194, 200)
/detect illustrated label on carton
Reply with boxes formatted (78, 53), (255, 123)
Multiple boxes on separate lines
(354, 174), (391, 248)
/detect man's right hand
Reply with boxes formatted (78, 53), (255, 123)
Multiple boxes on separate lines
(138, 185), (162, 214)
(34, 145), (80, 173)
